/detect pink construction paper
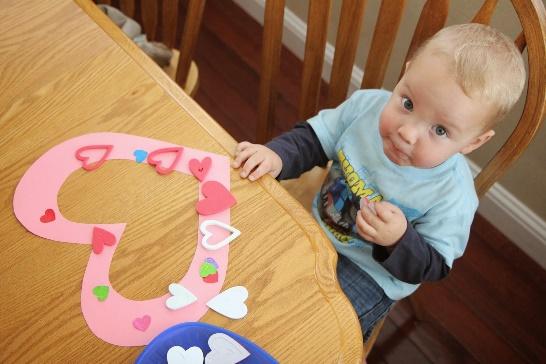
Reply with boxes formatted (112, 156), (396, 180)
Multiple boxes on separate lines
(13, 133), (233, 346)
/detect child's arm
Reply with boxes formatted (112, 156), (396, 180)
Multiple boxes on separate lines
(232, 122), (329, 181)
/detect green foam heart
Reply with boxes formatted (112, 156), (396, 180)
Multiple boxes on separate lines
(199, 262), (217, 277)
(92, 285), (109, 301)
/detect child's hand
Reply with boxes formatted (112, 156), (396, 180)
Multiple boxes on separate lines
(356, 200), (407, 247)
(232, 141), (283, 181)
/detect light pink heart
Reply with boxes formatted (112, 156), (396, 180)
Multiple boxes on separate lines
(132, 315), (151, 331)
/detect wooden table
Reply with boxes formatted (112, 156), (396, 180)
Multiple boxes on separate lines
(0, 1), (362, 362)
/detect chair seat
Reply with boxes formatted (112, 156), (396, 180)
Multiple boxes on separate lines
(280, 164), (330, 212)
(164, 49), (199, 97)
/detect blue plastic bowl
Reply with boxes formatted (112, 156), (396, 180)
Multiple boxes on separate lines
(135, 322), (278, 364)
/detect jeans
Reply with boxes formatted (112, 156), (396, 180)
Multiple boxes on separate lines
(336, 254), (395, 341)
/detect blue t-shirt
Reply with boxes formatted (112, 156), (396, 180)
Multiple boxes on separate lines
(308, 89), (478, 300)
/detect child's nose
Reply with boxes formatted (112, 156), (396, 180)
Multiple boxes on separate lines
(398, 123), (418, 145)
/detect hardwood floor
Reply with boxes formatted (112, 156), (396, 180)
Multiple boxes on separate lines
(186, 1), (546, 362)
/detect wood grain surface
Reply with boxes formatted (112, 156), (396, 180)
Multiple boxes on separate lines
(0, 0), (362, 362)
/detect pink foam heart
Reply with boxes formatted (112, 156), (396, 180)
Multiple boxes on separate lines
(147, 147), (184, 175)
(189, 157), (212, 181)
(75, 145), (113, 171)
(92, 227), (117, 254)
(40, 208), (55, 223)
(196, 181), (236, 215)
(132, 315), (151, 331)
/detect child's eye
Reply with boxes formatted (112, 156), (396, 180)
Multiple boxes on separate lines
(434, 125), (448, 136)
(401, 96), (413, 111)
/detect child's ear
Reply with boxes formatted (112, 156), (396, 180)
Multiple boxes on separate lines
(460, 129), (495, 155)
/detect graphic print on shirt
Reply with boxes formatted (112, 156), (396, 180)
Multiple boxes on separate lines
(318, 149), (383, 242)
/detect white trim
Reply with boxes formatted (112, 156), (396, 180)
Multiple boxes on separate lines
(467, 160), (546, 269)
(234, 0), (546, 269)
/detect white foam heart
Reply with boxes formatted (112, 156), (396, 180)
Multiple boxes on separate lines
(166, 283), (198, 310)
(206, 286), (248, 319)
(204, 333), (250, 364)
(199, 220), (240, 251)
(167, 345), (204, 364)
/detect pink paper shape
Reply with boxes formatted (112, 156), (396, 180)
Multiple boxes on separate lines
(196, 181), (236, 215)
(189, 156), (212, 181)
(147, 147), (184, 175)
(13, 133), (232, 346)
(75, 144), (113, 171)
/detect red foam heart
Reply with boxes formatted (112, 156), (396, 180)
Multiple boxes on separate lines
(189, 157), (212, 181)
(75, 145), (113, 171)
(92, 227), (117, 254)
(147, 147), (184, 175)
(40, 209), (56, 223)
(132, 315), (151, 331)
(203, 272), (219, 283)
(196, 181), (236, 215)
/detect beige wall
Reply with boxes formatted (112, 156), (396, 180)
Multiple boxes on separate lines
(286, 0), (546, 220)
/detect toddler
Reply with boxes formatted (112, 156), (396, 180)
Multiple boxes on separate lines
(232, 23), (525, 341)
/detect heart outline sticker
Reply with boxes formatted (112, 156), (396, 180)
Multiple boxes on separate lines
(199, 220), (240, 251)
(75, 144), (113, 171)
(206, 286), (248, 319)
(147, 147), (184, 175)
(166, 283), (198, 310)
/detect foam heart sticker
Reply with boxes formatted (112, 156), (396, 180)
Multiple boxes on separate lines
(199, 262), (217, 277)
(205, 333), (250, 364)
(166, 283), (197, 310)
(199, 220), (240, 251)
(205, 257), (219, 269)
(92, 285), (110, 302)
(133, 315), (151, 331)
(133, 149), (148, 163)
(206, 286), (248, 319)
(203, 272), (218, 283)
(91, 227), (117, 254)
(75, 144), (113, 171)
(147, 147), (184, 175)
(167, 345), (204, 364)
(189, 157), (212, 181)
(40, 208), (55, 223)
(196, 181), (236, 215)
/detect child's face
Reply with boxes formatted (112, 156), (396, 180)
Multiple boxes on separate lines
(379, 53), (495, 168)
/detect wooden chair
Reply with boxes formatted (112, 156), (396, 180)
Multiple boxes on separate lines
(255, 0), (546, 358)
(95, 0), (206, 97)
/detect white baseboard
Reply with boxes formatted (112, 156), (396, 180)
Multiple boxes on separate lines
(234, 0), (546, 269)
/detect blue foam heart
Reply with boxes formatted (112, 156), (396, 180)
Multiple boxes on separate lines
(133, 149), (148, 163)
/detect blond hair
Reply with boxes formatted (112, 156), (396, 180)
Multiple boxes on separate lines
(412, 23), (526, 124)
